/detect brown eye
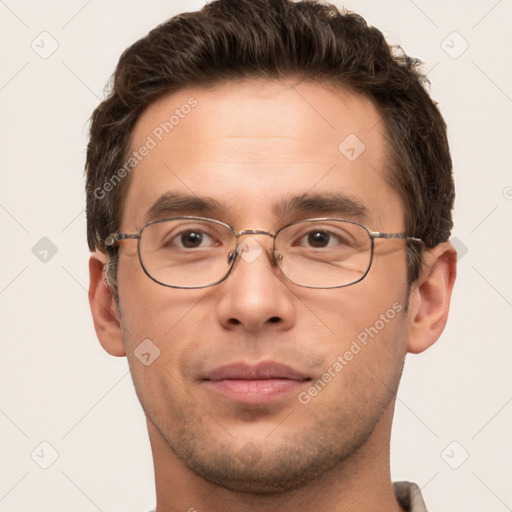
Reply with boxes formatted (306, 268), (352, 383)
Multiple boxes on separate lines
(307, 231), (330, 247)
(180, 231), (204, 248)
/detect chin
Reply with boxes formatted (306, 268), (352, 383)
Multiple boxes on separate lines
(168, 425), (370, 496)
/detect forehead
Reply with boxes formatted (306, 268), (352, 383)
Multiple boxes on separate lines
(122, 79), (403, 230)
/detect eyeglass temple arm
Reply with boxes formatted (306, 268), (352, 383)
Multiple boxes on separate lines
(105, 233), (140, 246)
(371, 232), (423, 243)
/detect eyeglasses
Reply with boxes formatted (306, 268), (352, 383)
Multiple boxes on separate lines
(105, 216), (423, 289)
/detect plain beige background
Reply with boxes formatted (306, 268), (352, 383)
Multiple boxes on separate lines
(1, 1), (511, 510)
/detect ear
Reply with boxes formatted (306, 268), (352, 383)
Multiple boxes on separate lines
(407, 242), (457, 354)
(88, 252), (126, 357)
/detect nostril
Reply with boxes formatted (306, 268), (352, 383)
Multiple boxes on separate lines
(268, 317), (281, 323)
(228, 318), (241, 325)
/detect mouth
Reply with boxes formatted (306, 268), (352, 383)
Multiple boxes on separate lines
(202, 361), (312, 404)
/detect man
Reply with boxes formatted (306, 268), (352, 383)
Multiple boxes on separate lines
(86, 1), (456, 510)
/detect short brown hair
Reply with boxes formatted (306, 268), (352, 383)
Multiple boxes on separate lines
(86, 0), (454, 289)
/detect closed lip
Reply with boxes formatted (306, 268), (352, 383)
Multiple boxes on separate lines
(203, 361), (311, 381)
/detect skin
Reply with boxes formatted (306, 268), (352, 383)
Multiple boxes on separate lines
(89, 79), (456, 512)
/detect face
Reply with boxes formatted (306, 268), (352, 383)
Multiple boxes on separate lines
(115, 79), (413, 493)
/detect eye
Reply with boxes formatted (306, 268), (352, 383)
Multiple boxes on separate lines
(306, 231), (333, 248)
(144, 219), (230, 255)
(172, 229), (216, 249)
(297, 229), (349, 249)
(178, 230), (209, 248)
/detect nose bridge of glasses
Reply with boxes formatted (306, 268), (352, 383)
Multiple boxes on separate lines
(235, 229), (276, 250)
(231, 229), (278, 265)
(235, 229), (275, 239)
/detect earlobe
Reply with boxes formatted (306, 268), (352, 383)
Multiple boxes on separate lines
(407, 243), (457, 354)
(88, 253), (126, 357)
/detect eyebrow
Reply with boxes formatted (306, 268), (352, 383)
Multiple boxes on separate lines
(144, 192), (224, 223)
(144, 191), (369, 224)
(273, 192), (369, 221)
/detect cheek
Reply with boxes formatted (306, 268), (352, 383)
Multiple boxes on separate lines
(298, 294), (408, 415)
(118, 301), (200, 426)
(296, 259), (409, 392)
(302, 250), (408, 344)
(117, 248), (213, 339)
(117, 263), (213, 410)
(306, 290), (408, 366)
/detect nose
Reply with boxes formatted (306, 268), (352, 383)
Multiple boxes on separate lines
(214, 234), (296, 332)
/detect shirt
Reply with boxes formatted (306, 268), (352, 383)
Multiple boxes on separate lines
(148, 480), (428, 512)
(394, 481), (429, 511)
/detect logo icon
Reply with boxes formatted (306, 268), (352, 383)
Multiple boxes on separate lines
(32, 237), (58, 263)
(238, 237), (264, 264)
(134, 338), (161, 366)
(338, 134), (366, 162)
(236, 442), (262, 466)
(441, 31), (469, 59)
(31, 441), (59, 469)
(441, 441), (469, 469)
(450, 236), (468, 261)
(30, 31), (59, 59)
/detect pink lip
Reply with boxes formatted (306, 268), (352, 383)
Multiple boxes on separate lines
(202, 362), (311, 404)
(204, 362), (310, 381)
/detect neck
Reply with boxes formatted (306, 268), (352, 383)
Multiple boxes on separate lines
(149, 401), (406, 512)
